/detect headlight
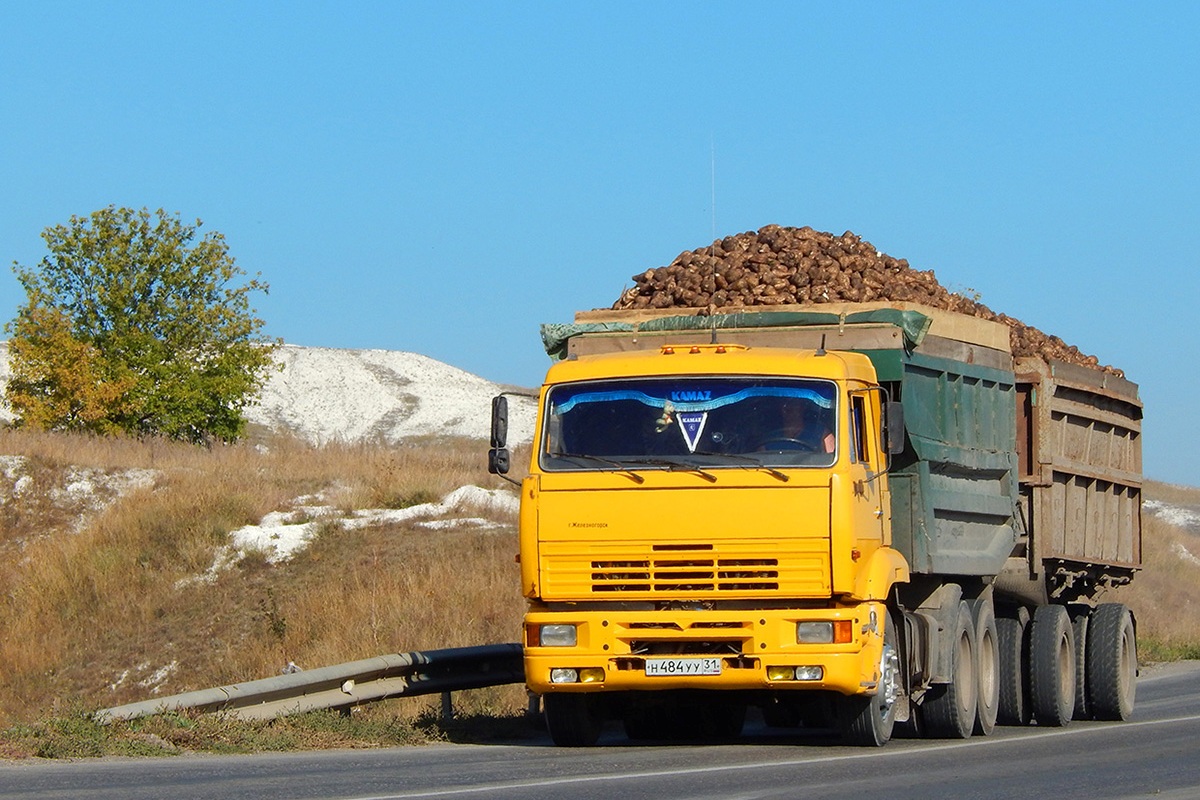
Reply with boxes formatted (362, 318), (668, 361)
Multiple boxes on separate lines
(550, 668), (579, 684)
(540, 624), (578, 647)
(797, 621), (833, 644)
(794, 666), (824, 681)
(797, 620), (852, 644)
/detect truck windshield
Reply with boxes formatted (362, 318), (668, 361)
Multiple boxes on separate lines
(541, 377), (838, 471)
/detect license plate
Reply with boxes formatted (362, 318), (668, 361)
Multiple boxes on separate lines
(644, 657), (722, 677)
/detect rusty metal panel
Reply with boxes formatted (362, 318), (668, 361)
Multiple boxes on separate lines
(1016, 356), (1142, 577)
(1016, 381), (1037, 480)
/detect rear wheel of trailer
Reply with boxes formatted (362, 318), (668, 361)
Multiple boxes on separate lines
(1030, 604), (1075, 727)
(1087, 603), (1137, 721)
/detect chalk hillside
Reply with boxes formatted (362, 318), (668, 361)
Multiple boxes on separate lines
(0, 342), (538, 445)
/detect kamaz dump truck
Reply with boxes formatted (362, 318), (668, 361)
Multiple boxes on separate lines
(488, 301), (1142, 746)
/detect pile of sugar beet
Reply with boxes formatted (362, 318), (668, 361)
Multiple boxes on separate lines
(611, 224), (1120, 376)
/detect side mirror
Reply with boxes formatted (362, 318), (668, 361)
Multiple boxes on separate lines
(488, 447), (511, 475)
(885, 400), (906, 455)
(488, 395), (510, 475)
(491, 395), (508, 449)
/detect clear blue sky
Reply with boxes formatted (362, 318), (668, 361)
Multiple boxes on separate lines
(1, 3), (1196, 486)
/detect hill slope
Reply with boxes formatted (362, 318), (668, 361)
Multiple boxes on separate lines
(0, 342), (537, 444)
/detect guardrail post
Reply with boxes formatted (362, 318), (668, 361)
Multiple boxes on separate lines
(441, 690), (454, 720)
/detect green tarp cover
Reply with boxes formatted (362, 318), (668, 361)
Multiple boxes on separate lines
(540, 309), (932, 359)
(540, 321), (635, 358)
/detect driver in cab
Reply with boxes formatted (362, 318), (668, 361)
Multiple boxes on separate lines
(760, 400), (835, 454)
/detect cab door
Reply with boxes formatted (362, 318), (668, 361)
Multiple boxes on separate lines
(848, 387), (888, 552)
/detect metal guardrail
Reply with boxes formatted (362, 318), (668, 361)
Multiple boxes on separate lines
(97, 643), (524, 723)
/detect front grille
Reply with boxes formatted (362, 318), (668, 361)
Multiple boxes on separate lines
(540, 536), (831, 599)
(591, 556), (780, 593)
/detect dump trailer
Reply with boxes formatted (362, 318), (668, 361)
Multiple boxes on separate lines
(488, 301), (1142, 746)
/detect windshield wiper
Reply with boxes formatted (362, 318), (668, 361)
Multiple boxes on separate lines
(552, 453), (645, 484)
(621, 457), (719, 483)
(692, 451), (790, 482)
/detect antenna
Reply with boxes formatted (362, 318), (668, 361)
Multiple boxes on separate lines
(710, 137), (718, 344)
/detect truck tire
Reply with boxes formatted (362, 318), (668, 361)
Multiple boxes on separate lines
(996, 613), (1031, 725)
(1087, 603), (1137, 721)
(840, 611), (901, 747)
(995, 614), (1030, 725)
(1072, 610), (1092, 720)
(544, 693), (604, 747)
(969, 598), (999, 736)
(1029, 604), (1075, 727)
(922, 601), (977, 739)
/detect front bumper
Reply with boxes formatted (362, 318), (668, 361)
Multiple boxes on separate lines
(524, 602), (887, 697)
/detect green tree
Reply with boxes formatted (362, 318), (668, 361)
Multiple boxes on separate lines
(5, 206), (279, 443)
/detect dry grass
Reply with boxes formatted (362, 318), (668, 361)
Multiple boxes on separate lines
(0, 428), (525, 728)
(0, 700), (538, 760)
(1116, 481), (1200, 660)
(1142, 479), (1200, 507)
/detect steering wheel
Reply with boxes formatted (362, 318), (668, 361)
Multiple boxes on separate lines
(759, 437), (818, 452)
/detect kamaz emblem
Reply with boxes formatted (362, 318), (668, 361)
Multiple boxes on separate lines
(671, 390), (711, 402)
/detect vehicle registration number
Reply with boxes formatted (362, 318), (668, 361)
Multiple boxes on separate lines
(644, 657), (722, 677)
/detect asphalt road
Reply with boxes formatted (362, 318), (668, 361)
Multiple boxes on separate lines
(3, 661), (1198, 800)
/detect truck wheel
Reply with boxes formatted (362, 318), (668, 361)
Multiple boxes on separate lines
(922, 601), (977, 739)
(1029, 604), (1075, 727)
(544, 693), (604, 747)
(996, 612), (1031, 725)
(1072, 610), (1092, 720)
(969, 598), (999, 736)
(840, 612), (901, 747)
(1087, 603), (1137, 721)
